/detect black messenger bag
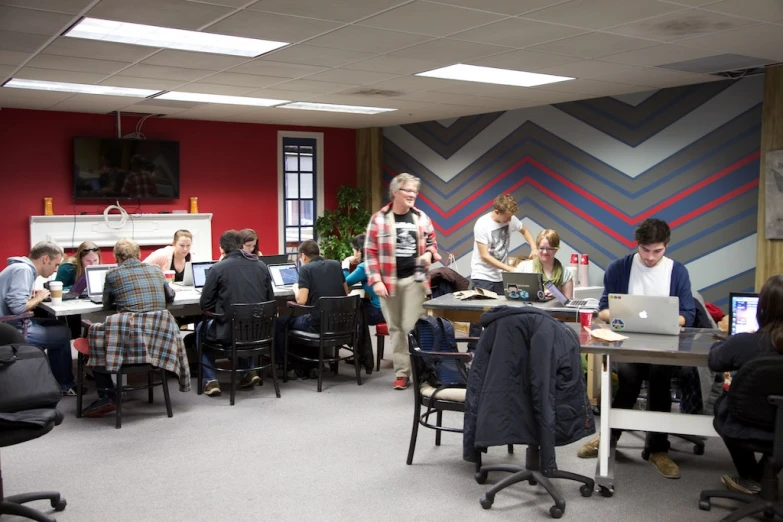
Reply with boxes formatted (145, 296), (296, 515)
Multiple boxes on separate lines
(0, 343), (62, 413)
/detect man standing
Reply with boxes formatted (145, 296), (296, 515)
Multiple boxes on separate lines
(577, 218), (695, 480)
(200, 230), (274, 397)
(0, 241), (74, 394)
(365, 173), (440, 390)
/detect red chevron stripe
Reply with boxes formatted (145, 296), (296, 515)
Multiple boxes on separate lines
(669, 179), (759, 228)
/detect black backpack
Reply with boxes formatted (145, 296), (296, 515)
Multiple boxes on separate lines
(414, 316), (468, 388)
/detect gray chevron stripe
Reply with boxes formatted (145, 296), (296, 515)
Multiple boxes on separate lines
(400, 112), (504, 159)
(700, 271), (756, 311)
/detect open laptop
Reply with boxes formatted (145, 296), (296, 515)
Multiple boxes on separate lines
(268, 263), (299, 291)
(545, 281), (599, 309)
(172, 261), (194, 287)
(608, 294), (680, 335)
(192, 261), (218, 291)
(729, 292), (759, 335)
(501, 272), (550, 301)
(259, 254), (289, 266)
(85, 264), (116, 304)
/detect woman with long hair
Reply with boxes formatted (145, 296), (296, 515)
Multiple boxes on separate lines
(239, 228), (261, 256)
(514, 229), (574, 299)
(709, 274), (783, 495)
(143, 229), (193, 282)
(55, 241), (102, 291)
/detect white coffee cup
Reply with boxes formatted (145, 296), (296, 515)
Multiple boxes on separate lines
(49, 281), (63, 305)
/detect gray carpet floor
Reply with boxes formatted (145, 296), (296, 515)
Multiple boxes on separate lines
(1, 346), (769, 522)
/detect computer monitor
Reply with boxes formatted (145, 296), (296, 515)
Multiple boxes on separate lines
(192, 261), (218, 289)
(268, 263), (299, 288)
(729, 292), (759, 335)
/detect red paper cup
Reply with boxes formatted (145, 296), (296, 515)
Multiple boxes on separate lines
(579, 310), (593, 329)
(580, 254), (589, 265)
(164, 270), (175, 283)
(570, 253), (579, 264)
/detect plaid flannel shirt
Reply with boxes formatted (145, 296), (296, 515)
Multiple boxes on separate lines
(122, 170), (157, 198)
(87, 310), (191, 392)
(364, 203), (441, 296)
(103, 259), (173, 312)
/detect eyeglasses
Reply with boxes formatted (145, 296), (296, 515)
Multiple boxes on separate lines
(398, 188), (419, 195)
(538, 247), (558, 253)
(80, 247), (100, 255)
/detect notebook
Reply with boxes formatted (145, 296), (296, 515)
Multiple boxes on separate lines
(728, 292), (759, 335)
(608, 294), (680, 335)
(268, 263), (299, 290)
(85, 264), (115, 304)
(501, 272), (550, 301)
(192, 261), (218, 290)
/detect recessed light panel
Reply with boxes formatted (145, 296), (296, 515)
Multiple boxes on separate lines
(416, 64), (573, 87)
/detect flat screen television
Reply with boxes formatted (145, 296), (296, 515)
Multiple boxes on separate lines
(73, 137), (180, 200)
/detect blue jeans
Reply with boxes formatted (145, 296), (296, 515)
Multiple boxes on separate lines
(26, 318), (74, 390)
(274, 314), (315, 361)
(196, 320), (253, 384)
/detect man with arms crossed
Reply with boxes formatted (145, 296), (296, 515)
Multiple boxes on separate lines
(577, 218), (695, 479)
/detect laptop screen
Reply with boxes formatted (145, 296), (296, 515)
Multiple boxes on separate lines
(86, 265), (113, 296)
(192, 261), (217, 288)
(729, 293), (759, 335)
(268, 263), (299, 287)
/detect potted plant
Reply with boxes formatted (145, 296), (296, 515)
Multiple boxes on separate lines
(315, 185), (372, 260)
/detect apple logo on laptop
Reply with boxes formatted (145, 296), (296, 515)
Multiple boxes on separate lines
(639, 310), (648, 319)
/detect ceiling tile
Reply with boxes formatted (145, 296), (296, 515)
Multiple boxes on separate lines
(306, 26), (433, 54)
(701, 0), (783, 22)
(245, 88), (322, 101)
(14, 66), (108, 84)
(527, 32), (658, 58)
(535, 78), (647, 95)
(262, 45), (375, 67)
(358, 1), (505, 37)
(166, 104), (246, 119)
(308, 93), (426, 109)
(522, 0), (684, 30)
(301, 68), (400, 85)
(0, 49), (29, 65)
(678, 23), (783, 61)
(0, 64), (14, 78)
(431, 81), (559, 99)
(606, 8), (755, 42)
(466, 49), (580, 70)
(246, 0), (407, 23)
(389, 39), (511, 63)
(342, 55), (446, 75)
(393, 89), (492, 105)
(0, 88), (73, 109)
(272, 78), (357, 93)
(0, 6), (73, 36)
(27, 54), (129, 74)
(599, 43), (719, 66)
(185, 0), (260, 8)
(450, 18), (587, 48)
(172, 82), (259, 95)
(99, 76), (184, 90)
(0, 30), (50, 53)
(0, 0), (94, 14)
(43, 37), (154, 62)
(206, 11), (342, 42)
(533, 60), (643, 78)
(422, 0), (570, 16)
(125, 102), (189, 115)
(118, 64), (213, 81)
(596, 67), (719, 86)
(659, 0), (717, 5)
(228, 59), (327, 78)
(361, 74), (471, 94)
(51, 94), (137, 113)
(142, 49), (248, 70)
(87, 0), (233, 31)
(194, 71), (286, 88)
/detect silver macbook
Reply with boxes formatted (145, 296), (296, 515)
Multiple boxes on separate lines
(545, 281), (598, 309)
(172, 261), (194, 287)
(501, 272), (550, 302)
(608, 294), (680, 335)
(85, 264), (115, 304)
(268, 263), (299, 290)
(192, 261), (218, 290)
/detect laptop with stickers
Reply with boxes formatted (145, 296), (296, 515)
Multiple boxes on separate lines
(608, 294), (680, 335)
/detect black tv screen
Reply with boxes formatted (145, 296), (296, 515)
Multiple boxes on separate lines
(73, 137), (180, 200)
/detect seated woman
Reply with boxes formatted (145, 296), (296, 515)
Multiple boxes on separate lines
(514, 229), (574, 299)
(143, 229), (193, 282)
(55, 241), (101, 292)
(342, 234), (384, 326)
(708, 274), (783, 495)
(239, 228), (262, 256)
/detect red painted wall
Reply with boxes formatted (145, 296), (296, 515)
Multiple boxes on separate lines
(0, 108), (356, 261)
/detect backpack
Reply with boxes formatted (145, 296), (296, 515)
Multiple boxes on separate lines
(414, 316), (468, 388)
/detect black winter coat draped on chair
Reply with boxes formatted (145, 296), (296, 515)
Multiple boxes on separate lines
(463, 307), (595, 472)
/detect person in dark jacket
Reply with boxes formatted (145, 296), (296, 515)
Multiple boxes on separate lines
(463, 306), (595, 471)
(198, 230), (274, 397)
(708, 274), (783, 495)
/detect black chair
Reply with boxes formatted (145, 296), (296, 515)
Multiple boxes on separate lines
(699, 356), (783, 521)
(197, 301), (279, 406)
(0, 322), (67, 522)
(283, 295), (361, 393)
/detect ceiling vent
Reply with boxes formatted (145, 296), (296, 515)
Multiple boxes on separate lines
(344, 88), (404, 97)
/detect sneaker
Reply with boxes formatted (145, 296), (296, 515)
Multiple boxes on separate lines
(61, 387), (77, 397)
(721, 474), (761, 495)
(577, 436), (601, 458)
(649, 452), (680, 479)
(239, 371), (261, 388)
(203, 380), (221, 397)
(393, 377), (409, 390)
(82, 397), (116, 418)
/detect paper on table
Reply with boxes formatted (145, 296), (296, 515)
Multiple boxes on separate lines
(585, 327), (628, 341)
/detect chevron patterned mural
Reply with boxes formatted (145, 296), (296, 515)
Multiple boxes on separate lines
(383, 76), (764, 310)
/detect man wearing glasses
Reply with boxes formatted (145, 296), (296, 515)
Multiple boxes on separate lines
(365, 173), (440, 390)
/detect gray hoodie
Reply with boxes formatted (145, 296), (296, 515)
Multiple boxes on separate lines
(0, 257), (37, 323)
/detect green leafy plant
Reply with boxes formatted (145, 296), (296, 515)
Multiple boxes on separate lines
(315, 185), (372, 260)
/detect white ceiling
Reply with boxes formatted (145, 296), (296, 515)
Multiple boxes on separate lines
(0, 0), (781, 128)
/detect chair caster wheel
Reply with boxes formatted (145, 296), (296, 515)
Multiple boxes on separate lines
(641, 448), (650, 461)
(550, 506), (564, 519)
(52, 498), (67, 511)
(698, 499), (711, 511)
(475, 472), (487, 484)
(580, 484), (594, 497)
(693, 445), (705, 455)
(480, 496), (493, 509)
(599, 486), (614, 498)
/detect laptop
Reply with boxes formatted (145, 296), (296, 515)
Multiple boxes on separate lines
(501, 272), (550, 301)
(545, 281), (599, 309)
(85, 264), (116, 304)
(729, 292), (759, 335)
(608, 294), (681, 335)
(192, 261), (218, 291)
(268, 263), (299, 291)
(172, 261), (194, 287)
(258, 254), (289, 266)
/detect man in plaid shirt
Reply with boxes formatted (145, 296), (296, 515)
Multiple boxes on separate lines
(365, 173), (441, 390)
(121, 155), (158, 198)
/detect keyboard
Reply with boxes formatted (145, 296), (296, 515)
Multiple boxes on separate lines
(567, 299), (596, 308)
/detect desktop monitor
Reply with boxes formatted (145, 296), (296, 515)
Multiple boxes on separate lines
(729, 292), (760, 335)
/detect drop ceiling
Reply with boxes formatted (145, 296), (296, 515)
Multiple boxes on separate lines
(0, 0), (781, 128)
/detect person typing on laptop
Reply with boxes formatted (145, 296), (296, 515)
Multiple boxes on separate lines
(577, 218), (695, 480)
(514, 229), (573, 299)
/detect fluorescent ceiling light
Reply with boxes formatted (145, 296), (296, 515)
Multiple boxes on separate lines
(155, 91), (290, 107)
(4, 78), (160, 97)
(277, 102), (397, 114)
(416, 64), (573, 87)
(65, 17), (288, 58)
